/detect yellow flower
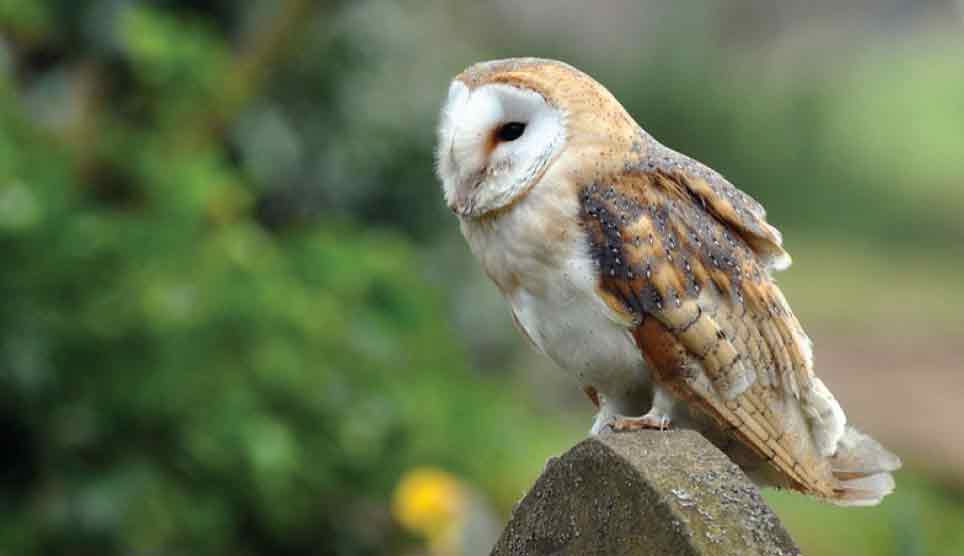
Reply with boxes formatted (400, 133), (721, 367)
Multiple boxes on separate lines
(392, 467), (465, 541)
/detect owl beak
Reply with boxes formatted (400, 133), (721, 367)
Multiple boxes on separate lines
(448, 191), (474, 217)
(449, 173), (483, 217)
(446, 196), (461, 214)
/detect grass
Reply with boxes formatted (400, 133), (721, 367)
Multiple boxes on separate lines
(766, 468), (964, 556)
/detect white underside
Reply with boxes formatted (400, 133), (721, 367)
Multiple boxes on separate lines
(460, 175), (656, 418)
(510, 277), (647, 392)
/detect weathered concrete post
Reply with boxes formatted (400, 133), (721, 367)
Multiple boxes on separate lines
(491, 430), (800, 556)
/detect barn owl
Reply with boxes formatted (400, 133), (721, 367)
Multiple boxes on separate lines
(436, 58), (901, 505)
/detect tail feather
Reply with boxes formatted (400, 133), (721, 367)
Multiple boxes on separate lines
(832, 472), (897, 507)
(827, 426), (902, 506)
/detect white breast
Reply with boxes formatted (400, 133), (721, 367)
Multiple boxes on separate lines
(459, 181), (650, 400)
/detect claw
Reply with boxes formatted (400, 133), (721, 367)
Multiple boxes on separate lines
(606, 414), (672, 432)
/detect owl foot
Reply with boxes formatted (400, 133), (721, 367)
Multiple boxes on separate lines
(604, 412), (672, 433)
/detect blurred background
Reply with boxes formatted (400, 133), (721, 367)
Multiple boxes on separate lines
(1, 1), (962, 555)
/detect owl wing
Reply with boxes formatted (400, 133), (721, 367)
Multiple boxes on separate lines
(579, 162), (839, 497)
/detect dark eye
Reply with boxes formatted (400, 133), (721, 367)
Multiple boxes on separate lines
(496, 122), (526, 142)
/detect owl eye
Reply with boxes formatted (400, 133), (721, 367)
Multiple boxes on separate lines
(496, 122), (526, 142)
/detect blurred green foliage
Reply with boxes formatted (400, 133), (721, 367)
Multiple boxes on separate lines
(0, 2), (573, 555)
(1, 1), (963, 555)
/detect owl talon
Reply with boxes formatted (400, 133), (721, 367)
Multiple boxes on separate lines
(606, 414), (672, 432)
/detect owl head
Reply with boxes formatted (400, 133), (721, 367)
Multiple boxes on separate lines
(436, 58), (639, 218)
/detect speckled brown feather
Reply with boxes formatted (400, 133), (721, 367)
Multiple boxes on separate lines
(579, 165), (837, 498)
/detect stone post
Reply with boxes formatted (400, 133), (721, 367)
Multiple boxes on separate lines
(491, 430), (800, 556)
